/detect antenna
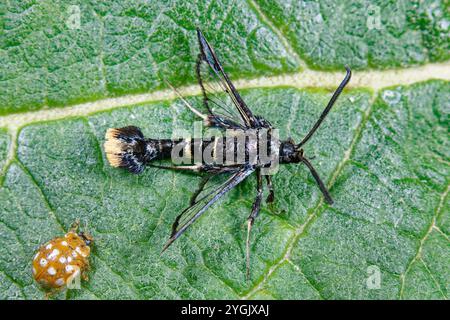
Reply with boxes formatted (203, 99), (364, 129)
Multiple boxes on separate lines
(297, 66), (352, 148)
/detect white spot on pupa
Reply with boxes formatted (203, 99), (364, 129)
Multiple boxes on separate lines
(76, 246), (88, 257)
(40, 258), (48, 267)
(34, 252), (40, 261)
(55, 278), (65, 286)
(382, 90), (401, 105)
(47, 267), (56, 275)
(32, 267), (36, 275)
(47, 249), (60, 261)
(65, 265), (74, 273)
(67, 256), (73, 263)
(61, 241), (68, 246)
(59, 256), (67, 264)
(45, 243), (53, 250)
(72, 251), (78, 258)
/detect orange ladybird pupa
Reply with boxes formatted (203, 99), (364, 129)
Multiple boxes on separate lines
(32, 223), (93, 292)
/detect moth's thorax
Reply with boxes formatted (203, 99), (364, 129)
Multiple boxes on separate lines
(279, 140), (302, 164)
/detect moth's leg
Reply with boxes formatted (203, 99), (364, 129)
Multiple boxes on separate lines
(246, 168), (263, 279)
(265, 175), (274, 203)
(165, 80), (208, 121)
(189, 175), (211, 206)
(147, 164), (203, 172)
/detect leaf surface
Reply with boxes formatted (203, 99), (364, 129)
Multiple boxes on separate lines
(0, 0), (448, 300)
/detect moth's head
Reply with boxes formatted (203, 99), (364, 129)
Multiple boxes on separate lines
(279, 138), (303, 164)
(104, 126), (149, 174)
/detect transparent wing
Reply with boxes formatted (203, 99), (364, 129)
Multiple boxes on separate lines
(196, 28), (258, 129)
(197, 59), (245, 128)
(162, 166), (254, 251)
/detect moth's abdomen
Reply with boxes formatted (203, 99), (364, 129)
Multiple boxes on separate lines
(105, 127), (277, 172)
(104, 126), (161, 174)
(175, 131), (275, 168)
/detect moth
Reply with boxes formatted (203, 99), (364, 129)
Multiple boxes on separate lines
(104, 29), (351, 277)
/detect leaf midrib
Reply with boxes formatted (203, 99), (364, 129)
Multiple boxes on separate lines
(1, 61), (449, 178)
(1, 61), (449, 131)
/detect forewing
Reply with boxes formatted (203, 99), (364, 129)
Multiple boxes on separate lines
(162, 166), (254, 251)
(197, 59), (246, 128)
(196, 29), (258, 128)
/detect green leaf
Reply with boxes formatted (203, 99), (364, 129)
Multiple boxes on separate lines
(0, 0), (298, 115)
(0, 0), (449, 300)
(1, 80), (449, 299)
(1, 0), (448, 114)
(254, 0), (450, 69)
